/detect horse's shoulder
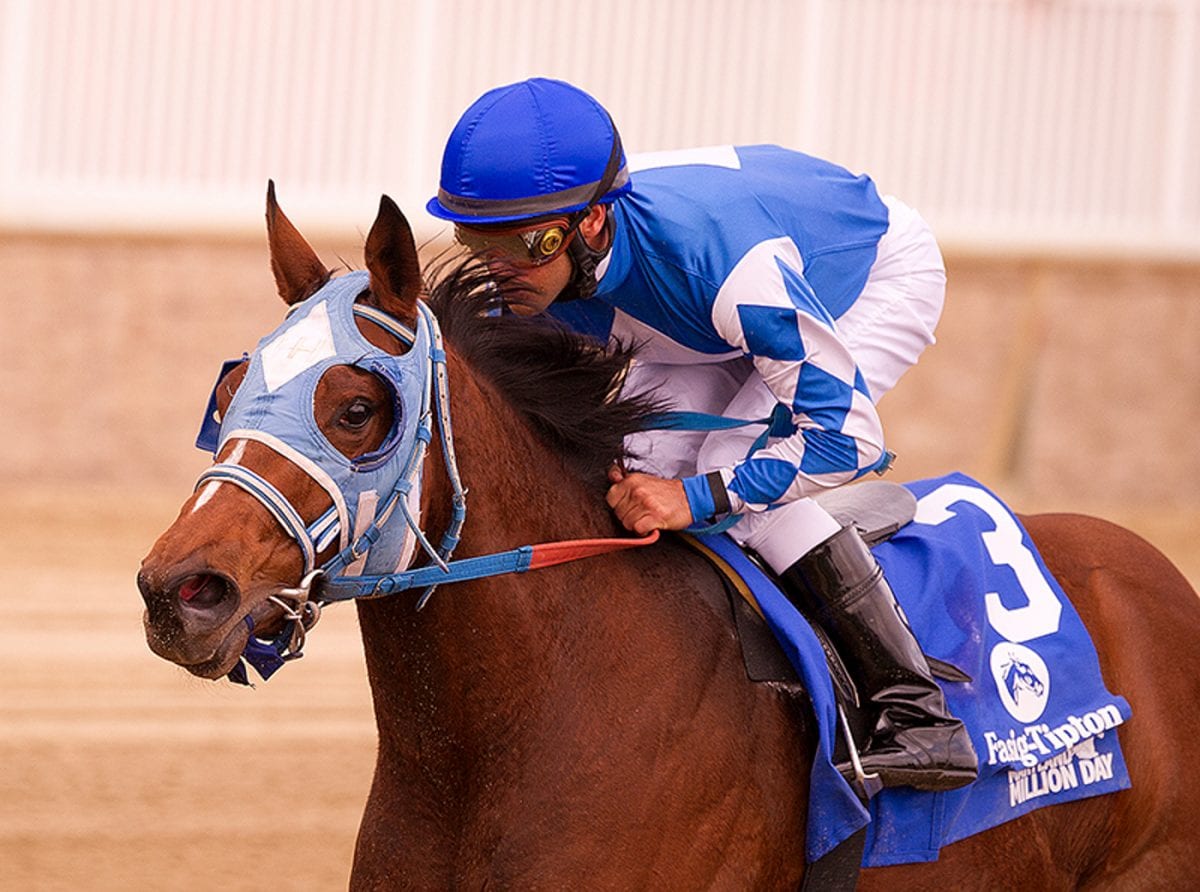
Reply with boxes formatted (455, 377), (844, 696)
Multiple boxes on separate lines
(649, 534), (737, 618)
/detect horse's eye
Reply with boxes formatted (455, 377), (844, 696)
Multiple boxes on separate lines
(341, 399), (375, 430)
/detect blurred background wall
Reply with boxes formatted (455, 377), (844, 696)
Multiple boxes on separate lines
(2, 0), (1197, 521)
(4, 0), (1199, 250)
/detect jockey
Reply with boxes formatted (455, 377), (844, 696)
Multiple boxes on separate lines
(427, 77), (978, 793)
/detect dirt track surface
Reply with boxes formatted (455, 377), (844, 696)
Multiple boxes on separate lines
(1, 488), (377, 890)
(3, 485), (1198, 891)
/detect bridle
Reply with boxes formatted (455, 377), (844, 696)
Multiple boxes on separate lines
(195, 272), (655, 685)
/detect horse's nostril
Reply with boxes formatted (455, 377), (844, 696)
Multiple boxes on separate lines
(176, 573), (230, 610)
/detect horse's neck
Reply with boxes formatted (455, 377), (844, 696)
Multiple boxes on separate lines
(445, 362), (623, 546)
(349, 369), (814, 875)
(355, 368), (628, 752)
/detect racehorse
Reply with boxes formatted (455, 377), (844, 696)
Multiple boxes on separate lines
(139, 191), (1200, 888)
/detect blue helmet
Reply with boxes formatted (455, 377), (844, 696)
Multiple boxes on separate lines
(427, 78), (631, 225)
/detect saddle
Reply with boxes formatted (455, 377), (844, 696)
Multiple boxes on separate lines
(684, 480), (970, 739)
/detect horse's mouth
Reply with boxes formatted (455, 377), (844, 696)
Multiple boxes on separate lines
(144, 594), (292, 681)
(182, 642), (245, 679)
(144, 612), (249, 679)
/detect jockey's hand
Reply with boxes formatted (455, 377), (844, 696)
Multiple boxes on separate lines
(606, 467), (693, 535)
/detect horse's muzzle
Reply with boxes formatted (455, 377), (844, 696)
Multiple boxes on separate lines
(138, 564), (243, 668)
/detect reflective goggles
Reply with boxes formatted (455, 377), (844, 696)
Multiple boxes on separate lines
(454, 218), (577, 268)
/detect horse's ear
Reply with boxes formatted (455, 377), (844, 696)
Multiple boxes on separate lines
(364, 195), (421, 327)
(265, 180), (330, 306)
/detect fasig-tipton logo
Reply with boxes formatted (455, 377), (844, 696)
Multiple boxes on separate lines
(990, 641), (1050, 722)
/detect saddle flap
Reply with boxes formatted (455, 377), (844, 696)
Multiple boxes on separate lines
(729, 581), (801, 683)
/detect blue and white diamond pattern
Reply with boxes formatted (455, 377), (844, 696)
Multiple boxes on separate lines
(710, 238), (885, 512)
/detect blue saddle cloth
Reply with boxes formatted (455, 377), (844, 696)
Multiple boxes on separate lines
(700, 472), (1132, 866)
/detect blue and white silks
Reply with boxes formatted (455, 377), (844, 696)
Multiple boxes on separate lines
(549, 145), (892, 518)
(703, 473), (1132, 866)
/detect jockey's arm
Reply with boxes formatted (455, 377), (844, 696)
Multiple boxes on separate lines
(681, 261), (886, 523)
(600, 258), (886, 535)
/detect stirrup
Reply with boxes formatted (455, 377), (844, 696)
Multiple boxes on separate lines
(837, 705), (883, 801)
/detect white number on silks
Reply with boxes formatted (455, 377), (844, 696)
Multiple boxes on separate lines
(914, 483), (1063, 642)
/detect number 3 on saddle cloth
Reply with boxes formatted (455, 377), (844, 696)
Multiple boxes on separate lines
(687, 472), (1132, 868)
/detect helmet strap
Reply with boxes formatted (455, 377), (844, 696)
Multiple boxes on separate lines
(558, 212), (612, 302)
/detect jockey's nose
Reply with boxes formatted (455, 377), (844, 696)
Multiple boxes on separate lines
(484, 256), (519, 278)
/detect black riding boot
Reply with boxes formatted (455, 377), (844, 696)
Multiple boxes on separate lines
(781, 525), (978, 792)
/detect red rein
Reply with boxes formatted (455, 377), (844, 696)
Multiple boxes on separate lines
(527, 529), (661, 571)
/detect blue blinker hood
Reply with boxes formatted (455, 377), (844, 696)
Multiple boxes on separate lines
(209, 270), (433, 576)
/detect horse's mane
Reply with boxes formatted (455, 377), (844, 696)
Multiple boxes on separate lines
(423, 258), (664, 490)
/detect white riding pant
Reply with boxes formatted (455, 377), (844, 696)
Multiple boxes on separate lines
(623, 195), (946, 573)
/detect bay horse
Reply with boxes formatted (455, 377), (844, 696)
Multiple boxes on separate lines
(139, 191), (1200, 888)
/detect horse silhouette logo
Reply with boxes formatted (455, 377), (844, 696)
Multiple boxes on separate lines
(1002, 655), (1046, 703)
(990, 642), (1051, 722)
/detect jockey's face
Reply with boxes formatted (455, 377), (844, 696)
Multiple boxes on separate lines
(498, 252), (573, 316)
(464, 205), (608, 316)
